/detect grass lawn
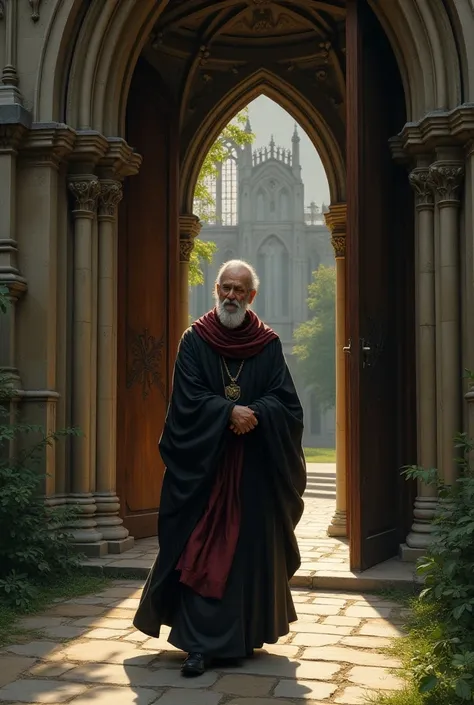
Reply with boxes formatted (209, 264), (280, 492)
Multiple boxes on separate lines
(304, 447), (336, 463)
(0, 572), (112, 647)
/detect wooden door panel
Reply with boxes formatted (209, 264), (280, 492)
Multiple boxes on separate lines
(346, 0), (415, 571)
(117, 59), (179, 539)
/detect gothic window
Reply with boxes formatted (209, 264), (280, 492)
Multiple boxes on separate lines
(280, 190), (289, 220)
(256, 190), (265, 221)
(221, 151), (238, 226)
(193, 173), (217, 224)
(193, 142), (238, 225)
(256, 235), (290, 320)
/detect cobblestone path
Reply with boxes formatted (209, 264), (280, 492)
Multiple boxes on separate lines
(0, 581), (407, 705)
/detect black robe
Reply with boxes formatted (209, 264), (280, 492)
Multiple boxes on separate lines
(133, 327), (306, 658)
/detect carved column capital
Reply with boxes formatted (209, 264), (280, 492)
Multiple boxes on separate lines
(324, 203), (346, 259)
(331, 235), (346, 259)
(179, 238), (195, 263)
(428, 163), (464, 206)
(409, 167), (434, 210)
(0, 123), (28, 155)
(98, 180), (123, 221)
(179, 213), (202, 264)
(68, 177), (100, 217)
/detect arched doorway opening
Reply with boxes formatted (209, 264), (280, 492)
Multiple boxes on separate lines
(188, 98), (340, 562)
(114, 0), (416, 571)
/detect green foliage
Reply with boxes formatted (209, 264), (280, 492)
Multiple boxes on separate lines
(190, 109), (254, 287)
(293, 265), (336, 409)
(0, 298), (82, 609)
(303, 447), (336, 463)
(189, 239), (217, 287)
(395, 410), (474, 703)
(0, 573), (112, 646)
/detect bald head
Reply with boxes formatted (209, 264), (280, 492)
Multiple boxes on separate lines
(214, 259), (259, 328)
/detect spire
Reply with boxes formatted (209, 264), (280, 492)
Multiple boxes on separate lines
(245, 116), (252, 133)
(292, 123), (301, 173)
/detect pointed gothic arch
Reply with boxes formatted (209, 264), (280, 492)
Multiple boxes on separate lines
(37, 0), (471, 134)
(180, 69), (345, 211)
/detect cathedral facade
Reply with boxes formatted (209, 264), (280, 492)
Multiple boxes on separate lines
(190, 124), (335, 448)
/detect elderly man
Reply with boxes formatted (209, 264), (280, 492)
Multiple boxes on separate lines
(134, 259), (306, 677)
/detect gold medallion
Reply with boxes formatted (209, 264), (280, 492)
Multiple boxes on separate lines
(221, 357), (245, 402)
(224, 382), (241, 402)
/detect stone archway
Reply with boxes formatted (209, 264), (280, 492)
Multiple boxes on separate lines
(18, 0), (474, 564)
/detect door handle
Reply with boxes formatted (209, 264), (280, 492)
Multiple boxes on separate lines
(343, 339), (352, 354)
(361, 338), (372, 368)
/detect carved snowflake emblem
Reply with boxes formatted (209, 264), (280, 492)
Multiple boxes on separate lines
(127, 329), (165, 400)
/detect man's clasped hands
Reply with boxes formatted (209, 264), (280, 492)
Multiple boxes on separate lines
(229, 405), (258, 435)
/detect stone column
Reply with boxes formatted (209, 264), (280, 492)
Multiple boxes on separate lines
(0, 0), (22, 106)
(325, 203), (347, 537)
(0, 119), (27, 468)
(429, 158), (464, 486)
(67, 175), (106, 555)
(179, 214), (202, 332)
(465, 142), (474, 457)
(94, 179), (132, 551)
(402, 164), (439, 556)
(0, 121), (27, 388)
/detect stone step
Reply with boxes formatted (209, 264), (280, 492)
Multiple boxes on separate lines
(80, 556), (418, 593)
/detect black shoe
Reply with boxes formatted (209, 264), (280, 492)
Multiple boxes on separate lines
(181, 652), (207, 677)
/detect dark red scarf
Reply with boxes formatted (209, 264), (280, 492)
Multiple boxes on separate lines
(193, 308), (277, 359)
(176, 308), (278, 599)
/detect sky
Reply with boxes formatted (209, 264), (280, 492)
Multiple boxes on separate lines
(247, 95), (330, 206)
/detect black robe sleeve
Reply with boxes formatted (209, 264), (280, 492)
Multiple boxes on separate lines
(159, 328), (235, 494)
(249, 338), (306, 532)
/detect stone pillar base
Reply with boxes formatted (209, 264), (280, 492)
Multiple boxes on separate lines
(66, 493), (102, 544)
(405, 495), (437, 553)
(327, 510), (347, 537)
(72, 541), (108, 558)
(94, 492), (130, 541)
(399, 543), (427, 563)
(107, 536), (135, 554)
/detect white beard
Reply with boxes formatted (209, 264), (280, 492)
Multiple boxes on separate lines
(216, 299), (248, 329)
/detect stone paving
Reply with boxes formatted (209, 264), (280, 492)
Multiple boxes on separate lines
(0, 581), (407, 705)
(85, 464), (416, 591)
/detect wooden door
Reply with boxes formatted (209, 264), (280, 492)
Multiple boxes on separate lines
(346, 0), (416, 571)
(117, 58), (180, 538)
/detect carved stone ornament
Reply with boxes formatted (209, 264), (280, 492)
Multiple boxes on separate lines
(126, 328), (165, 400)
(331, 234), (346, 259)
(428, 164), (464, 204)
(29, 0), (42, 22)
(408, 168), (434, 208)
(0, 124), (27, 152)
(68, 179), (101, 214)
(180, 238), (195, 263)
(98, 180), (123, 218)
